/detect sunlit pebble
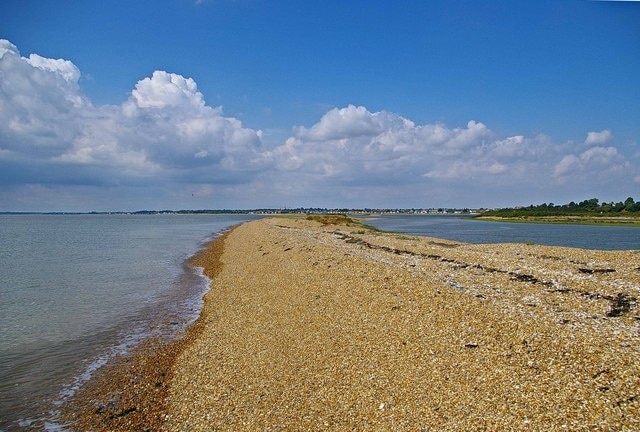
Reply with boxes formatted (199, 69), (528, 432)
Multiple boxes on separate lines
(160, 217), (640, 430)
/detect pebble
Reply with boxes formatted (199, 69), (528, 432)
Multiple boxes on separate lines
(64, 216), (640, 431)
(166, 217), (639, 431)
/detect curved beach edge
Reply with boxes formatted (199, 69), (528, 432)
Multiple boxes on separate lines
(59, 227), (233, 431)
(64, 215), (640, 430)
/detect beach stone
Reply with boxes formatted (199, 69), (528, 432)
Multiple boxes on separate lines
(165, 217), (640, 431)
(63, 216), (640, 431)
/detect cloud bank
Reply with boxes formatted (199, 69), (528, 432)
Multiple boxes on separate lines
(0, 39), (637, 211)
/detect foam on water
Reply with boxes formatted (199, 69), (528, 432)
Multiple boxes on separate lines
(0, 214), (254, 431)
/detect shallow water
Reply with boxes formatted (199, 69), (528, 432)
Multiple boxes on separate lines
(2, 213), (637, 430)
(361, 214), (640, 250)
(0, 214), (259, 431)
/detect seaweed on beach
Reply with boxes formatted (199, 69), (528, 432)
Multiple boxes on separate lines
(606, 293), (635, 317)
(579, 268), (616, 274)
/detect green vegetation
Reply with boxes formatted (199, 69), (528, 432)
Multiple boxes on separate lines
(305, 213), (362, 226)
(306, 213), (353, 225)
(306, 214), (381, 232)
(477, 197), (640, 226)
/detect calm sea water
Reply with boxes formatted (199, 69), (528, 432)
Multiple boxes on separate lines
(361, 214), (640, 250)
(2, 213), (638, 430)
(0, 214), (259, 431)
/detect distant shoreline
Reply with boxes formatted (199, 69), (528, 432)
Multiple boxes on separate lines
(475, 215), (640, 227)
(0, 208), (478, 216)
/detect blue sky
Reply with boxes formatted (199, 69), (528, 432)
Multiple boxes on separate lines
(1, 0), (639, 211)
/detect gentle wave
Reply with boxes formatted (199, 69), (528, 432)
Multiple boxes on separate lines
(0, 214), (256, 431)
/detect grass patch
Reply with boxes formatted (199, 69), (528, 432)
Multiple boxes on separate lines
(306, 214), (379, 231)
(306, 214), (355, 226)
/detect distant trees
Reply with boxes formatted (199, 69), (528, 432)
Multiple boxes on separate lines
(624, 197), (638, 212)
(481, 197), (640, 217)
(578, 198), (600, 211)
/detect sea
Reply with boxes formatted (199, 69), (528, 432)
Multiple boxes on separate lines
(0, 213), (259, 431)
(1, 213), (639, 431)
(361, 214), (640, 251)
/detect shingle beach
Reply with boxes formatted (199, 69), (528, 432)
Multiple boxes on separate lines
(64, 215), (640, 431)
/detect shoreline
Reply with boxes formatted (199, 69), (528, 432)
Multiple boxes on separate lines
(59, 229), (231, 431)
(63, 216), (640, 430)
(475, 215), (640, 227)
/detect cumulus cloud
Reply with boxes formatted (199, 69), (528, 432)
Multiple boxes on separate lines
(584, 129), (613, 146)
(272, 105), (497, 184)
(0, 39), (266, 188)
(270, 105), (553, 187)
(126, 70), (204, 111)
(265, 106), (636, 206)
(1, 39), (638, 210)
(295, 105), (387, 141)
(0, 40), (88, 159)
(553, 145), (629, 180)
(26, 53), (81, 83)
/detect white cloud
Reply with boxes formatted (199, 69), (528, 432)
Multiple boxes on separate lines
(553, 145), (629, 181)
(553, 155), (580, 178)
(127, 71), (205, 110)
(0, 39), (266, 188)
(296, 105), (387, 141)
(25, 53), (80, 83)
(0, 40), (88, 158)
(584, 129), (613, 146)
(424, 160), (508, 179)
(272, 107), (495, 183)
(581, 146), (618, 163)
(1, 39), (638, 210)
(267, 107), (636, 206)
(271, 107), (529, 185)
(0, 40), (17, 57)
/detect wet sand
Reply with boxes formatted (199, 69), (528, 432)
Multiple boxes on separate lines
(60, 229), (229, 431)
(64, 216), (640, 431)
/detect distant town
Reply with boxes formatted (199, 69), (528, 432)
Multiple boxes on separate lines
(0, 208), (481, 216)
(3, 198), (638, 217)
